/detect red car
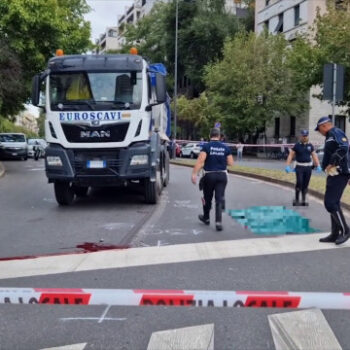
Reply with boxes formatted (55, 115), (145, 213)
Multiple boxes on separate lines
(175, 143), (181, 157)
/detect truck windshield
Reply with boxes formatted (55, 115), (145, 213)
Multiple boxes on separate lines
(50, 71), (143, 111)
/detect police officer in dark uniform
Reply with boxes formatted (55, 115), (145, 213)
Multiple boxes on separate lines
(191, 128), (234, 231)
(285, 130), (321, 206)
(316, 117), (350, 245)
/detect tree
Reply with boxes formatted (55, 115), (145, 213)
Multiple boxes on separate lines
(288, 1), (350, 114)
(37, 110), (46, 137)
(179, 3), (240, 94)
(123, 0), (243, 95)
(0, 0), (92, 117)
(0, 40), (26, 117)
(204, 32), (309, 139)
(175, 93), (214, 138)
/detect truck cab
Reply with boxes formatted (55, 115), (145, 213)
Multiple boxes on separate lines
(32, 53), (170, 205)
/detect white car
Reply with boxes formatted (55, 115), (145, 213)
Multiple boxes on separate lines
(27, 138), (47, 158)
(180, 143), (201, 158)
(0, 133), (28, 160)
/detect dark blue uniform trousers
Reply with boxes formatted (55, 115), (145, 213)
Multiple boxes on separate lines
(202, 172), (227, 223)
(324, 174), (349, 213)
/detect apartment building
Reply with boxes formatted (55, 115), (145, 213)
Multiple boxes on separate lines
(95, 26), (121, 54)
(255, 0), (347, 144)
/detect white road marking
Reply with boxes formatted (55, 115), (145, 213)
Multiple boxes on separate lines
(269, 309), (342, 350)
(43, 198), (55, 203)
(157, 240), (169, 247)
(60, 317), (126, 322)
(40, 343), (87, 350)
(147, 323), (214, 350)
(101, 222), (134, 231)
(174, 200), (199, 209)
(28, 168), (45, 171)
(98, 305), (111, 323)
(0, 233), (347, 279)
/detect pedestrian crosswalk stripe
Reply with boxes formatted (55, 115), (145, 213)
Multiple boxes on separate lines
(0, 233), (347, 279)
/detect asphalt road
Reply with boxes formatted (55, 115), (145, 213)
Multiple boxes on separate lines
(0, 160), (350, 350)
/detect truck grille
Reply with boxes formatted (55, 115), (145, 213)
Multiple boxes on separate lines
(62, 123), (129, 143)
(73, 149), (123, 176)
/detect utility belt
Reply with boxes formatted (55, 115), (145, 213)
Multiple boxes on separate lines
(199, 170), (227, 191)
(295, 162), (313, 167)
(203, 170), (228, 175)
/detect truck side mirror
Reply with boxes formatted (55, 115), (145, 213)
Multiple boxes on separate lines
(155, 73), (166, 104)
(32, 75), (41, 106)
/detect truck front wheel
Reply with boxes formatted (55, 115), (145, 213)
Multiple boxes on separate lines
(144, 179), (158, 204)
(73, 185), (89, 197)
(54, 181), (75, 206)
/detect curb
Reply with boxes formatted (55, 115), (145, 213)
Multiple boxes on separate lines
(0, 161), (5, 178)
(170, 160), (350, 212)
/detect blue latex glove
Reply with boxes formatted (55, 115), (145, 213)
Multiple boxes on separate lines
(285, 165), (293, 173)
(316, 165), (322, 173)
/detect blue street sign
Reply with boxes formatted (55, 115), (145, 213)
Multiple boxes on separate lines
(215, 122), (221, 128)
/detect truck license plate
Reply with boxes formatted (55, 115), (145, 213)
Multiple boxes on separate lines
(87, 160), (106, 169)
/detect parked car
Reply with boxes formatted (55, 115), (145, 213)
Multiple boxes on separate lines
(0, 133), (28, 160)
(27, 138), (47, 158)
(316, 144), (324, 164)
(180, 143), (201, 158)
(175, 143), (181, 157)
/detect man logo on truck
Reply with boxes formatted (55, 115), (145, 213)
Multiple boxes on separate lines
(80, 130), (111, 139)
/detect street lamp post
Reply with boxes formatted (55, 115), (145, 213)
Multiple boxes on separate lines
(172, 0), (179, 158)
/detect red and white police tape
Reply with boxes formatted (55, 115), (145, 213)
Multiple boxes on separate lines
(176, 140), (322, 148)
(1, 288), (350, 309)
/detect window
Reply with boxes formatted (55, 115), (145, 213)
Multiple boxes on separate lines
(290, 116), (296, 137)
(108, 29), (118, 38)
(274, 117), (280, 138)
(49, 71), (143, 110)
(275, 13), (284, 33)
(142, 0), (146, 5)
(294, 5), (300, 26)
(264, 20), (269, 31)
(334, 115), (346, 132)
(265, 0), (270, 6)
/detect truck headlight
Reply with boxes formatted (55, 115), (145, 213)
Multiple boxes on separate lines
(130, 155), (148, 166)
(47, 156), (63, 167)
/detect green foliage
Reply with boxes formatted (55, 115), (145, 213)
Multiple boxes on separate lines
(204, 32), (309, 138)
(0, 40), (27, 117)
(0, 117), (38, 138)
(175, 93), (213, 136)
(288, 2), (350, 114)
(37, 111), (46, 138)
(123, 0), (242, 95)
(0, 0), (92, 118)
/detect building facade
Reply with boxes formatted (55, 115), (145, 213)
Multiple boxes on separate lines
(95, 26), (121, 54)
(255, 0), (348, 144)
(15, 110), (39, 134)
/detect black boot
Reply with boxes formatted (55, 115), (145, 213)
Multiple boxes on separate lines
(335, 209), (350, 245)
(319, 215), (340, 243)
(293, 190), (300, 206)
(198, 205), (210, 225)
(222, 199), (226, 211)
(215, 202), (222, 231)
(301, 190), (309, 206)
